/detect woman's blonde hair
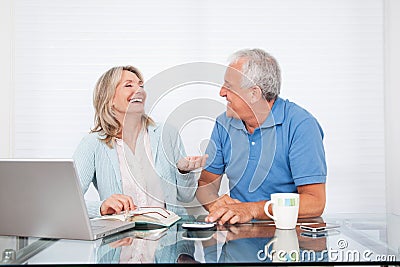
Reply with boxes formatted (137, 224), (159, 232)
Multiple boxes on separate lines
(90, 65), (155, 147)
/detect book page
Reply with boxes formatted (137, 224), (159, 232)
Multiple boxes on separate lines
(91, 207), (180, 227)
(128, 207), (180, 227)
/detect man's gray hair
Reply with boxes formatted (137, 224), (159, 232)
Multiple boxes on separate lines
(228, 48), (281, 101)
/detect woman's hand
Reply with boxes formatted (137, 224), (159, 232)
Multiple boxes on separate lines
(177, 154), (208, 173)
(100, 194), (136, 215)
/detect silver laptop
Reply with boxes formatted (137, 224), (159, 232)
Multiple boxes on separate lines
(0, 159), (135, 240)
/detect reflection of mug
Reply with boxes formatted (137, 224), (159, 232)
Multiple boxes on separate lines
(264, 193), (299, 229)
(265, 229), (299, 262)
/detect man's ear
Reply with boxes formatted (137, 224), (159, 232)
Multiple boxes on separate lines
(250, 86), (262, 104)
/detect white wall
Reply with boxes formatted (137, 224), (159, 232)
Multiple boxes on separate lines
(384, 0), (400, 216)
(381, 2), (399, 255)
(0, 0), (13, 158)
(9, 0), (386, 214)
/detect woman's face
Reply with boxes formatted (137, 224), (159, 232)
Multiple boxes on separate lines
(112, 70), (146, 116)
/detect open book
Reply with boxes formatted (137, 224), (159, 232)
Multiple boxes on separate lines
(92, 207), (181, 227)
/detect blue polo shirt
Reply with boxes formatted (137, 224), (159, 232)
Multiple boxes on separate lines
(204, 97), (327, 202)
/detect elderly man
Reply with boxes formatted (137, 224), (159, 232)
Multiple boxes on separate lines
(196, 48), (327, 224)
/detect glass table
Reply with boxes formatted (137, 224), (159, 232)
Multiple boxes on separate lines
(1, 213), (399, 265)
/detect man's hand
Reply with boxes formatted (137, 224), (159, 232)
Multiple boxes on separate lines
(177, 154), (208, 173)
(207, 194), (240, 213)
(100, 194), (136, 215)
(205, 202), (260, 225)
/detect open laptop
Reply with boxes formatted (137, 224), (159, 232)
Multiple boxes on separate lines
(0, 159), (135, 240)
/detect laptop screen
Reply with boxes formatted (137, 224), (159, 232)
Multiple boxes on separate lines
(0, 159), (94, 240)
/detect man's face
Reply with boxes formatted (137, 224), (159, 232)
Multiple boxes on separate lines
(220, 61), (253, 120)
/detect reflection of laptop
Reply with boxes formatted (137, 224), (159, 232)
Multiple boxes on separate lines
(0, 159), (135, 240)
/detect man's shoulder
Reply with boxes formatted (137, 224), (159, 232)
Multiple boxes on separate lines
(281, 98), (317, 124)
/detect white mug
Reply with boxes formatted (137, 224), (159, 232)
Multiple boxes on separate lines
(264, 193), (300, 229)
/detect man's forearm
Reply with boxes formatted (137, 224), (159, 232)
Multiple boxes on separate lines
(298, 194), (325, 218)
(196, 171), (223, 211)
(196, 181), (220, 211)
(250, 200), (269, 220)
(251, 195), (324, 220)
(297, 183), (326, 218)
(245, 195), (324, 221)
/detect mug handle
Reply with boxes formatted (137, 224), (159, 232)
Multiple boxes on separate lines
(264, 200), (276, 221)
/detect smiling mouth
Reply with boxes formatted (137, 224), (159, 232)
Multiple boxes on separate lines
(129, 98), (143, 103)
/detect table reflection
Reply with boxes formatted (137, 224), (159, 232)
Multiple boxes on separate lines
(199, 218), (329, 264)
(96, 224), (196, 264)
(2, 214), (399, 264)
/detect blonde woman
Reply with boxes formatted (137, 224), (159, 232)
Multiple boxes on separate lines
(73, 66), (207, 218)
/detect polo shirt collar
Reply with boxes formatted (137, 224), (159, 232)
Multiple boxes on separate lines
(261, 97), (285, 128)
(229, 97), (285, 130)
(230, 117), (246, 130)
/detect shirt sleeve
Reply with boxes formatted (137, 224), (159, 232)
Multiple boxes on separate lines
(289, 117), (327, 186)
(73, 134), (102, 218)
(204, 121), (226, 175)
(161, 123), (197, 203)
(73, 134), (97, 195)
(174, 133), (197, 202)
